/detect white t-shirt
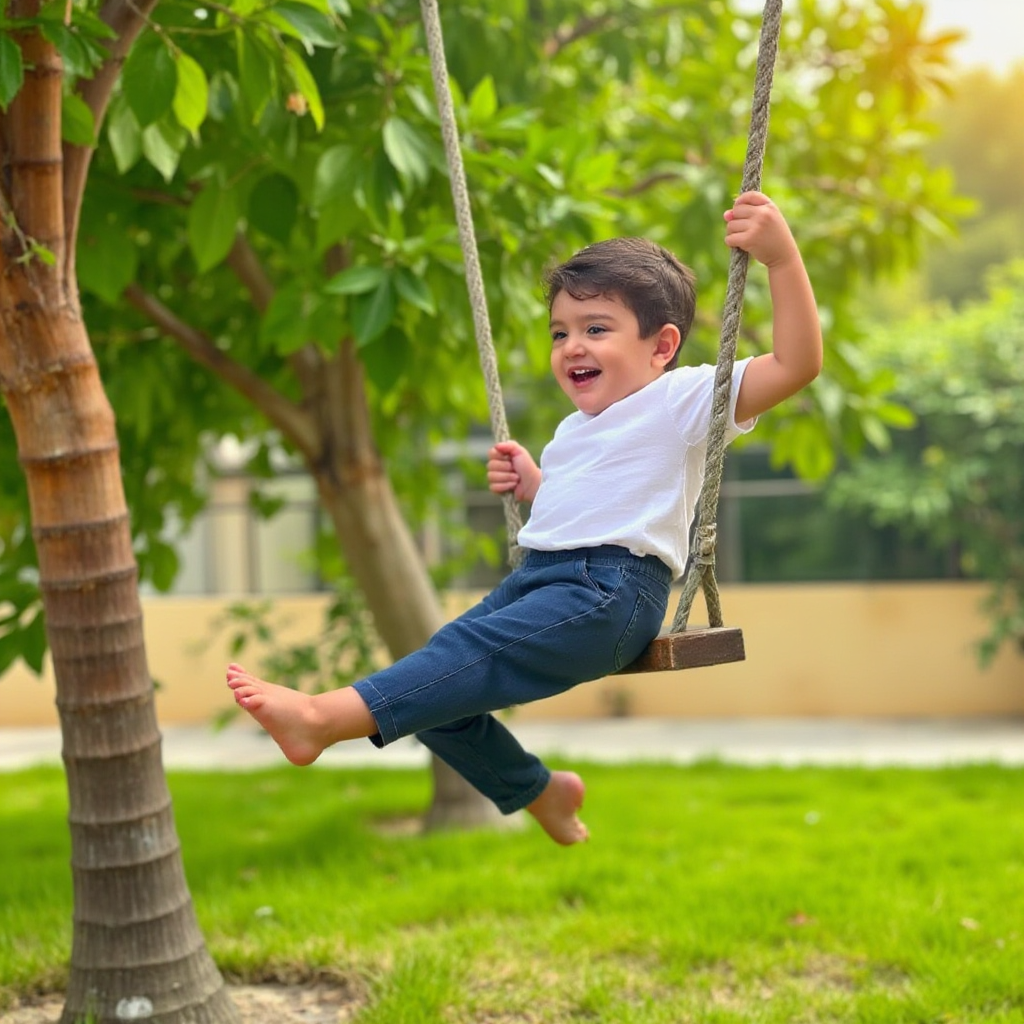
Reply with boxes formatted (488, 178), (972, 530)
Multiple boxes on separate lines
(517, 359), (755, 579)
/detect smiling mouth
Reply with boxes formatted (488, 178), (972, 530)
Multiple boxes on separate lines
(569, 368), (601, 384)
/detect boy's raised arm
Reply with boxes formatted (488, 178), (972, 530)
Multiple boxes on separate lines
(725, 192), (823, 424)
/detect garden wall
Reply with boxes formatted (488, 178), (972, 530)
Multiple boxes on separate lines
(3, 582), (1022, 728)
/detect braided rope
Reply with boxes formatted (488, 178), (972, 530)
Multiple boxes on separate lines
(420, 0), (783, 603)
(419, 0), (523, 564)
(670, 0), (783, 631)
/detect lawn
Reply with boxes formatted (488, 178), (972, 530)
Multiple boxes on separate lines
(1, 760), (1022, 1022)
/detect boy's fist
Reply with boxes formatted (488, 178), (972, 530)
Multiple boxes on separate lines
(724, 191), (799, 270)
(487, 441), (541, 503)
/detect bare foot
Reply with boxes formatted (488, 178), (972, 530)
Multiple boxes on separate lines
(225, 663), (374, 765)
(526, 771), (589, 846)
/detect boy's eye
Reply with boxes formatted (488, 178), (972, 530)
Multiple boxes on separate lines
(586, 324), (606, 335)
(551, 330), (566, 343)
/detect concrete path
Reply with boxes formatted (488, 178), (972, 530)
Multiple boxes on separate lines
(3, 717), (1024, 772)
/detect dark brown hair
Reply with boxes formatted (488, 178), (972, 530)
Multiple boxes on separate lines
(543, 237), (697, 370)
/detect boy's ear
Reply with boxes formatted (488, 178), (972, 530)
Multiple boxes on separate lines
(652, 324), (682, 367)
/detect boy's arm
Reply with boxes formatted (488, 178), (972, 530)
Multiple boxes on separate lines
(488, 441), (541, 503)
(725, 192), (823, 424)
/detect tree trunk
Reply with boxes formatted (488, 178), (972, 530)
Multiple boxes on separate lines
(311, 341), (506, 830)
(0, 15), (238, 1024)
(0, 289), (240, 1024)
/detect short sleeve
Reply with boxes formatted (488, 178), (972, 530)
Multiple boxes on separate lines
(666, 356), (757, 445)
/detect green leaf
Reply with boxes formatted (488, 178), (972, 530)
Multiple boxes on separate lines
(363, 148), (401, 226)
(876, 402), (916, 429)
(860, 413), (891, 453)
(0, 33), (24, 111)
(306, 292), (344, 351)
(395, 267), (436, 314)
(382, 117), (430, 186)
(123, 34), (177, 128)
(313, 145), (360, 209)
(237, 30), (276, 124)
(315, 203), (361, 254)
(312, 144), (361, 248)
(324, 265), (387, 296)
(141, 119), (188, 181)
(107, 95), (142, 173)
(351, 275), (396, 346)
(22, 610), (47, 674)
(188, 181), (239, 273)
(147, 540), (180, 592)
(248, 173), (299, 245)
(61, 92), (96, 146)
(789, 419), (836, 481)
(468, 75), (497, 123)
(61, 5), (118, 42)
(283, 47), (324, 130)
(248, 489), (287, 519)
(39, 22), (92, 78)
(173, 50), (209, 136)
(77, 219), (138, 303)
(29, 241), (56, 266)
(265, 2), (341, 48)
(259, 280), (311, 354)
(360, 326), (408, 393)
(0, 631), (22, 677)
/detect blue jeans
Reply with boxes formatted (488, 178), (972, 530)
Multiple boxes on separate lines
(351, 545), (671, 813)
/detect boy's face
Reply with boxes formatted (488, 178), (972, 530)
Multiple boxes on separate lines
(549, 290), (680, 416)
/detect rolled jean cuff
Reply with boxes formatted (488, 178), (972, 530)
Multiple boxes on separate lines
(496, 765), (551, 815)
(352, 678), (399, 748)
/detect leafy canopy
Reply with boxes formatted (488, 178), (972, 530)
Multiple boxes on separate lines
(0, 0), (967, 676)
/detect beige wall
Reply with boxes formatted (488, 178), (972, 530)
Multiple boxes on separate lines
(3, 582), (1022, 729)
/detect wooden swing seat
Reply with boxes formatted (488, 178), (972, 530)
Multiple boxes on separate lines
(621, 627), (745, 673)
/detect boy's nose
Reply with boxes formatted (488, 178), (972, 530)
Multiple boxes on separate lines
(563, 331), (587, 355)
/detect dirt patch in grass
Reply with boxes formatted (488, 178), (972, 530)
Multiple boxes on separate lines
(3, 982), (363, 1024)
(689, 954), (911, 1012)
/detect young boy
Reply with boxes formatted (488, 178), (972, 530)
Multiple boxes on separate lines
(226, 191), (822, 845)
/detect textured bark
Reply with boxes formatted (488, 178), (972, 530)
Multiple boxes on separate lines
(0, 10), (238, 1023)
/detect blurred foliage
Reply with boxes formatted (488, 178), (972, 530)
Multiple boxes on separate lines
(829, 260), (1024, 662)
(921, 65), (1024, 306)
(2, 0), (969, 675)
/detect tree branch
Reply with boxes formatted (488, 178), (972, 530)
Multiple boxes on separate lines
(224, 231), (327, 403)
(543, 5), (683, 58)
(543, 13), (613, 58)
(609, 169), (685, 198)
(63, 0), (160, 275)
(123, 282), (322, 462)
(225, 234), (274, 313)
(316, 243), (379, 483)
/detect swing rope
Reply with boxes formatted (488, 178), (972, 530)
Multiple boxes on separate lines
(670, 0), (783, 631)
(420, 0), (783, 640)
(419, 0), (523, 565)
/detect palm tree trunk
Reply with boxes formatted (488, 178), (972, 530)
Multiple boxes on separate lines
(0, 12), (238, 1023)
(0, 298), (240, 1024)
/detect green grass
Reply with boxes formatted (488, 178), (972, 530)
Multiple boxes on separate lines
(2, 760), (1023, 1022)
